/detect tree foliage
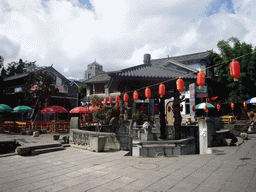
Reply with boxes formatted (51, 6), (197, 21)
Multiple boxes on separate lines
(78, 84), (87, 99)
(4, 59), (37, 77)
(210, 37), (256, 103)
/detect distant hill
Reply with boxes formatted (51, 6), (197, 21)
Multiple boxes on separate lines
(68, 78), (84, 82)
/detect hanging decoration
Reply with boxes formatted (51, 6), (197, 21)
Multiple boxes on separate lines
(192, 105), (195, 112)
(145, 87), (151, 100)
(115, 95), (120, 104)
(197, 71), (205, 89)
(230, 60), (241, 81)
(141, 105), (145, 111)
(109, 97), (113, 105)
(217, 104), (221, 111)
(204, 105), (208, 112)
(133, 91), (139, 102)
(115, 103), (119, 109)
(243, 101), (247, 108)
(176, 78), (184, 93)
(159, 84), (165, 98)
(123, 93), (128, 105)
(231, 103), (235, 110)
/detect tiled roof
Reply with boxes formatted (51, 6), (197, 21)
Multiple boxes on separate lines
(151, 51), (211, 65)
(82, 72), (111, 84)
(111, 64), (196, 79)
(3, 73), (29, 81)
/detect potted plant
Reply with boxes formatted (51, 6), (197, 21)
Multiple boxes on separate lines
(89, 96), (113, 152)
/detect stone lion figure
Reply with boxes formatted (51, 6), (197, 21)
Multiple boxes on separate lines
(143, 121), (152, 134)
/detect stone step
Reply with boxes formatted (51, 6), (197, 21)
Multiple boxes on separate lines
(16, 143), (63, 156)
(31, 146), (65, 155)
(28, 143), (62, 150)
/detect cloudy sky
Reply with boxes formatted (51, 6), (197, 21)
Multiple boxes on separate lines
(0, 0), (255, 80)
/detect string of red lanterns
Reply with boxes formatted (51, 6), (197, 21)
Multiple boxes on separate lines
(145, 87), (151, 100)
(123, 93), (128, 105)
(159, 84), (165, 98)
(176, 78), (184, 93)
(133, 91), (139, 102)
(197, 71), (205, 89)
(230, 60), (241, 81)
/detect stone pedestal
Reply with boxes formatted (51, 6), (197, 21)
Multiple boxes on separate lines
(141, 133), (154, 141)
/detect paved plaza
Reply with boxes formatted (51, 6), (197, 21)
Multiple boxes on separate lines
(0, 133), (256, 192)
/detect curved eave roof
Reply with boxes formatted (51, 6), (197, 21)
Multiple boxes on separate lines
(111, 65), (197, 79)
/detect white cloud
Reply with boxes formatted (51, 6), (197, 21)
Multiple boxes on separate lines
(0, 0), (256, 79)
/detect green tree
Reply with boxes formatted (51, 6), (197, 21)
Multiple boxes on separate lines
(78, 84), (87, 99)
(22, 71), (58, 128)
(5, 59), (37, 76)
(210, 37), (256, 103)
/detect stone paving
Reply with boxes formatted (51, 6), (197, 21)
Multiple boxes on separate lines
(0, 133), (256, 192)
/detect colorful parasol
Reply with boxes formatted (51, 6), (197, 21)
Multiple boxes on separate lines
(195, 103), (215, 110)
(69, 107), (88, 114)
(40, 105), (68, 114)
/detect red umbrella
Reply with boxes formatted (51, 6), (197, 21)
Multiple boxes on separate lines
(69, 107), (88, 114)
(40, 105), (68, 114)
(89, 106), (100, 113)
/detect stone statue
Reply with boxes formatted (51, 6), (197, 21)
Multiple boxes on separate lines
(143, 121), (152, 134)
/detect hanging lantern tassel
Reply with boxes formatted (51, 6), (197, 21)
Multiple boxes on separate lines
(159, 84), (165, 98)
(217, 104), (221, 111)
(145, 87), (151, 100)
(230, 60), (241, 81)
(133, 91), (139, 102)
(204, 105), (208, 112)
(243, 101), (247, 109)
(197, 71), (205, 89)
(176, 78), (184, 94)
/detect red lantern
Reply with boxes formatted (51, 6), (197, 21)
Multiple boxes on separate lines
(145, 87), (151, 100)
(230, 60), (241, 81)
(115, 95), (120, 104)
(159, 84), (165, 98)
(217, 104), (221, 111)
(192, 105), (195, 112)
(133, 91), (139, 101)
(243, 101), (247, 108)
(123, 93), (128, 104)
(103, 98), (108, 105)
(204, 105), (208, 112)
(197, 71), (205, 89)
(141, 105), (145, 111)
(176, 78), (184, 93)
(115, 103), (119, 109)
(231, 103), (235, 110)
(109, 97), (113, 105)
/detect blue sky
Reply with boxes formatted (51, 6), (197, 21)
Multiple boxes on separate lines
(78, 0), (92, 10)
(206, 0), (235, 16)
(0, 0), (255, 79)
